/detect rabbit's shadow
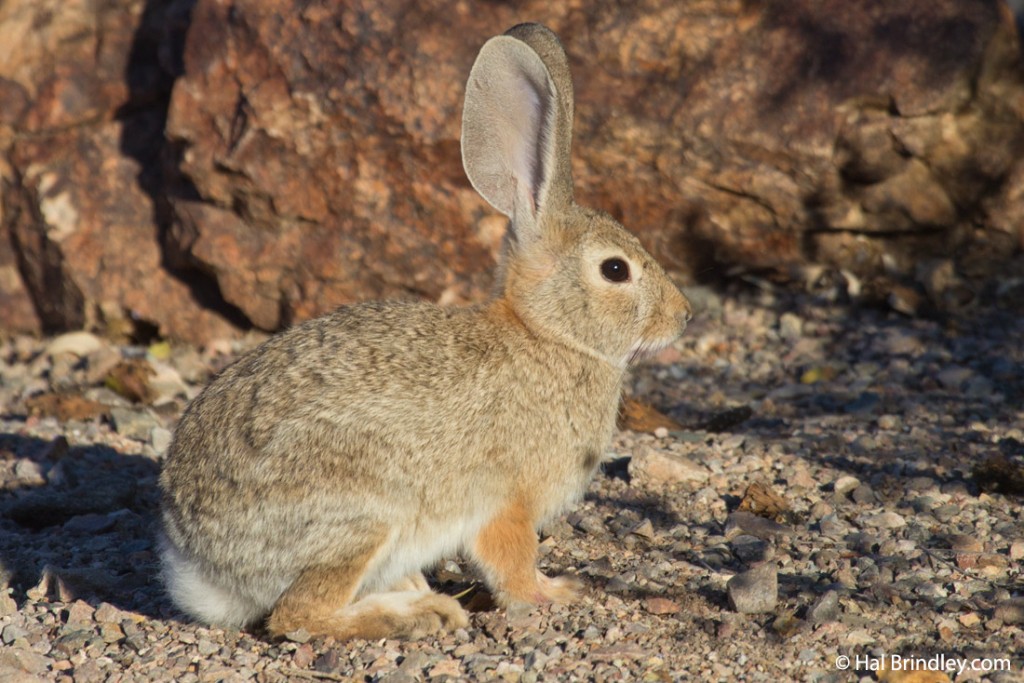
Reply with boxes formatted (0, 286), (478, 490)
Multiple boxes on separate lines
(0, 431), (170, 620)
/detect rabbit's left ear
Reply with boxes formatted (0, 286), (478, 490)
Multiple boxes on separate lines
(461, 24), (575, 244)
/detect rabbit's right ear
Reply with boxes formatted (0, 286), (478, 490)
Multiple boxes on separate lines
(461, 25), (575, 245)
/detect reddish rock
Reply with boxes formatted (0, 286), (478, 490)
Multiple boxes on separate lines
(2, 0), (1023, 341)
(0, 218), (40, 335)
(644, 597), (682, 615)
(162, 0), (501, 330)
(7, 113), (237, 342)
(0, 0), (238, 341)
(164, 0), (1024, 330)
(0, 0), (135, 133)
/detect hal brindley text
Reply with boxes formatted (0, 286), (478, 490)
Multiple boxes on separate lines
(850, 653), (1011, 675)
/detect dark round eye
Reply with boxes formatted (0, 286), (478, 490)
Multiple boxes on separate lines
(600, 257), (630, 283)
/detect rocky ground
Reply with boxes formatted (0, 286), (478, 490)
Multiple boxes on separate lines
(0, 277), (1022, 682)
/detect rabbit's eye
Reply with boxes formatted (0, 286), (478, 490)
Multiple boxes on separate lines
(600, 258), (630, 283)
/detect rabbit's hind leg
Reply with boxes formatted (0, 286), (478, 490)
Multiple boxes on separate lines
(387, 571), (431, 592)
(332, 590), (468, 640)
(267, 557), (467, 641)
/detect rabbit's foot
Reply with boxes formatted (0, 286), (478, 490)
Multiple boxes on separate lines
(268, 553), (467, 640)
(502, 571), (582, 609)
(536, 571), (582, 603)
(339, 590), (469, 640)
(270, 589), (468, 641)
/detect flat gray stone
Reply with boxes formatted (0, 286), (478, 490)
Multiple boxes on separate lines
(110, 407), (162, 441)
(727, 563), (778, 614)
(629, 447), (709, 484)
(725, 511), (794, 539)
(807, 590), (841, 625)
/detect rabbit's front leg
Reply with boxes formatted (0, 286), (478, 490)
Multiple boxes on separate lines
(472, 499), (582, 607)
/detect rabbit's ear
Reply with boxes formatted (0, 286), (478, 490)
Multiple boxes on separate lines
(462, 24), (574, 243)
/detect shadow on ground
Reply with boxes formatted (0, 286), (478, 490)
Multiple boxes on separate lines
(0, 433), (169, 620)
(650, 285), (1024, 490)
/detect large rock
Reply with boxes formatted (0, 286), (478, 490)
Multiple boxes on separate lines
(2, 0), (1023, 340)
(163, 0), (1024, 330)
(8, 119), (237, 341)
(0, 0), (236, 342)
(162, 0), (505, 330)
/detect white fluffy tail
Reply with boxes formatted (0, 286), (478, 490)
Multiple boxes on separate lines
(159, 535), (278, 628)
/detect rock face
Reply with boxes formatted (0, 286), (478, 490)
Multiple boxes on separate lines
(0, 0), (237, 342)
(2, 0), (1023, 340)
(162, 0), (507, 330)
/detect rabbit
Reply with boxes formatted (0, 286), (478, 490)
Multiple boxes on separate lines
(159, 22), (692, 641)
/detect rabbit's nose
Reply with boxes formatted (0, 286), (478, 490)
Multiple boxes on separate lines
(677, 293), (693, 326)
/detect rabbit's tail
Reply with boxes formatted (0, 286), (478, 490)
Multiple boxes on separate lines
(159, 534), (278, 628)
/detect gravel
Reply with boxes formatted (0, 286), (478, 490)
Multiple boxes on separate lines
(1, 282), (1022, 681)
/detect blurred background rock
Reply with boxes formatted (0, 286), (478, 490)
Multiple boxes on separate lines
(2, 0), (1023, 344)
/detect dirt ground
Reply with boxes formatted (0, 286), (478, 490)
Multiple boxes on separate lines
(1, 282), (1022, 682)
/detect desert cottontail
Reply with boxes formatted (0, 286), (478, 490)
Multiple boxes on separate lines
(160, 22), (692, 640)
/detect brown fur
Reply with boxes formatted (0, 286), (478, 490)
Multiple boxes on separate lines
(267, 562), (468, 640)
(473, 498), (553, 605)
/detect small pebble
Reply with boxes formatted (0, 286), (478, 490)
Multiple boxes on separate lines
(818, 514), (848, 540)
(937, 366), (973, 389)
(778, 312), (804, 341)
(933, 504), (960, 523)
(1, 624), (28, 645)
(727, 563), (778, 614)
(877, 415), (901, 430)
(45, 331), (105, 357)
(833, 475), (860, 496)
(850, 484), (877, 505)
(858, 511), (906, 529)
(958, 612), (981, 628)
(993, 599), (1024, 625)
(629, 447), (709, 484)
(110, 407), (162, 441)
(284, 628), (312, 644)
(644, 597), (681, 615)
(65, 600), (95, 627)
(151, 427), (173, 454)
(807, 590), (841, 625)
(949, 534), (983, 553)
(729, 534), (772, 563)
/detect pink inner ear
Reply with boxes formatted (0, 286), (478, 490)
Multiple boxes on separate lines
(513, 177), (537, 217)
(462, 36), (560, 221)
(505, 73), (543, 200)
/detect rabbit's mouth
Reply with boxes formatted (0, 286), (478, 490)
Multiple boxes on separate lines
(624, 336), (677, 366)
